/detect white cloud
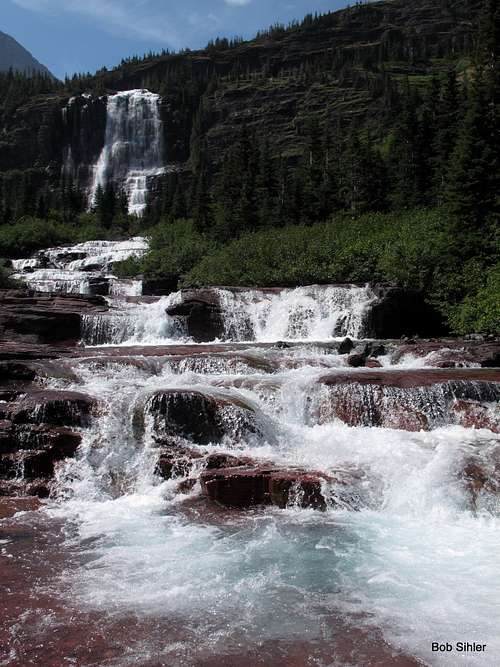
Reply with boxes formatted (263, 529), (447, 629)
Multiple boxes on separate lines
(224, 0), (252, 6)
(11, 0), (184, 47)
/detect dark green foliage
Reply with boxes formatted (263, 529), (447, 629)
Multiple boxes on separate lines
(449, 264), (500, 335)
(114, 219), (216, 289)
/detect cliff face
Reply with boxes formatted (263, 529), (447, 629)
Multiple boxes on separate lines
(0, 0), (481, 182)
(0, 31), (54, 78)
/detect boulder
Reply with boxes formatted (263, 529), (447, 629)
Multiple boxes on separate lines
(200, 465), (334, 510)
(460, 451), (500, 509)
(146, 389), (260, 446)
(338, 337), (354, 355)
(200, 465), (277, 508)
(391, 340), (500, 368)
(165, 289), (225, 342)
(0, 479), (51, 498)
(365, 286), (447, 338)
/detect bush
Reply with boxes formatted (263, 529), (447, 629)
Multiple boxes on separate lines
(449, 264), (500, 335)
(185, 209), (452, 288)
(114, 219), (217, 283)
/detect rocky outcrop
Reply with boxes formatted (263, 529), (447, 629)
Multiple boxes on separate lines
(200, 464), (363, 511)
(1, 390), (96, 427)
(315, 369), (500, 431)
(166, 289), (226, 342)
(365, 286), (447, 338)
(146, 389), (261, 446)
(390, 340), (500, 368)
(0, 290), (108, 345)
(0, 390), (97, 497)
(452, 401), (499, 434)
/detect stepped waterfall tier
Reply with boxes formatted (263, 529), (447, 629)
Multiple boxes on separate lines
(11, 237), (148, 296)
(87, 90), (165, 215)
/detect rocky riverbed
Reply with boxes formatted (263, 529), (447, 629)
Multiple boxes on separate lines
(1, 250), (499, 666)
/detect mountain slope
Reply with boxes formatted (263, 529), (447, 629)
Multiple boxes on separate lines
(0, 30), (53, 77)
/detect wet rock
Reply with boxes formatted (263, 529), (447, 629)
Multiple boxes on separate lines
(0, 341), (75, 361)
(391, 340), (500, 368)
(204, 452), (255, 470)
(268, 471), (329, 510)
(5, 391), (96, 427)
(147, 389), (260, 446)
(155, 445), (203, 480)
(200, 465), (276, 508)
(381, 406), (429, 432)
(320, 368), (500, 389)
(200, 465), (333, 510)
(165, 289), (225, 342)
(460, 450), (500, 509)
(347, 342), (386, 367)
(315, 369), (500, 430)
(338, 337), (354, 355)
(0, 434), (80, 479)
(0, 361), (37, 384)
(452, 400), (500, 433)
(347, 352), (367, 368)
(0, 496), (41, 518)
(0, 479), (51, 498)
(0, 290), (108, 345)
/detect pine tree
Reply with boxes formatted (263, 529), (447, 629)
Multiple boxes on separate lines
(433, 71), (460, 201)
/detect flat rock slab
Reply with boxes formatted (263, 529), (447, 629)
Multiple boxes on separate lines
(320, 368), (500, 388)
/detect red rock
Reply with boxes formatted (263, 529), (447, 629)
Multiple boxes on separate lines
(147, 389), (260, 446)
(320, 368), (500, 388)
(0, 289), (108, 346)
(365, 358), (382, 368)
(269, 471), (329, 510)
(391, 340), (500, 368)
(0, 426), (81, 479)
(382, 406), (429, 432)
(460, 453), (500, 509)
(201, 466), (275, 508)
(155, 446), (203, 480)
(0, 496), (41, 518)
(201, 465), (336, 511)
(452, 400), (499, 433)
(6, 390), (96, 427)
(0, 478), (51, 498)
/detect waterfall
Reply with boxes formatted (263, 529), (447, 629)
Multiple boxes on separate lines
(12, 237), (148, 296)
(217, 285), (375, 341)
(88, 90), (165, 215)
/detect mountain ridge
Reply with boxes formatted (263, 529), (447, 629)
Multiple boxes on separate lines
(0, 30), (54, 78)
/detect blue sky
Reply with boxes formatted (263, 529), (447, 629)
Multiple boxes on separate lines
(3, 0), (351, 79)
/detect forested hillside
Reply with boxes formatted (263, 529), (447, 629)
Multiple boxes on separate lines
(0, 0), (498, 334)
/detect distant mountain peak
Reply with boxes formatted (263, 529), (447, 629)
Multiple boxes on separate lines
(0, 30), (54, 78)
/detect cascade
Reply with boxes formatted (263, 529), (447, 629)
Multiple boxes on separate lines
(88, 90), (165, 215)
(11, 237), (148, 296)
(3, 239), (500, 667)
(217, 285), (375, 341)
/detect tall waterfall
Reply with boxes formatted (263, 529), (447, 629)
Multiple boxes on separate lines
(88, 90), (165, 215)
